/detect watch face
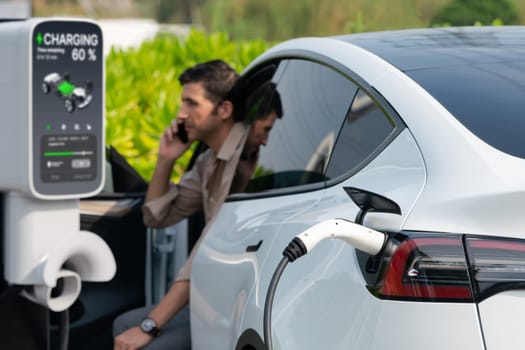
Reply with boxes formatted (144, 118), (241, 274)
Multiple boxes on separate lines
(141, 318), (156, 332)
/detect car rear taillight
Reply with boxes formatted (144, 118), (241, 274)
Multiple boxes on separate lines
(378, 236), (473, 302)
(465, 236), (525, 300)
(372, 234), (525, 302)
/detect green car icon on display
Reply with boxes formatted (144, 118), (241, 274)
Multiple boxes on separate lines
(42, 72), (93, 113)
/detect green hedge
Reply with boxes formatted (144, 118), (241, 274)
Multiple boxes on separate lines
(105, 29), (271, 183)
(431, 0), (519, 26)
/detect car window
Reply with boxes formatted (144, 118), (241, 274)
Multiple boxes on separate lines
(406, 61), (525, 159)
(245, 59), (359, 193)
(325, 89), (397, 179)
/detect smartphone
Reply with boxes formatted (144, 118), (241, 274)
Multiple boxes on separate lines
(177, 123), (189, 144)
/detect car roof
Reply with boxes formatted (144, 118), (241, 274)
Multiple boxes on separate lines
(334, 26), (525, 71)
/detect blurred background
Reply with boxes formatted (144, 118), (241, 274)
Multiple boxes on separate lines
(2, 0), (524, 182)
(3, 0), (525, 41)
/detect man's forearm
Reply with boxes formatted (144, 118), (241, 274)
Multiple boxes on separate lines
(148, 280), (190, 328)
(145, 158), (177, 202)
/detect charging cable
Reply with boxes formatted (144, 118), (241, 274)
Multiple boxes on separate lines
(263, 218), (386, 350)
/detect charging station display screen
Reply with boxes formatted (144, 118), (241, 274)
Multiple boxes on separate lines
(32, 21), (103, 196)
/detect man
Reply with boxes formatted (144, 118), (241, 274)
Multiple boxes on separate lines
(113, 61), (282, 350)
(113, 59), (243, 350)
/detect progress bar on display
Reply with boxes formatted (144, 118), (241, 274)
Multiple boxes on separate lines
(44, 150), (94, 157)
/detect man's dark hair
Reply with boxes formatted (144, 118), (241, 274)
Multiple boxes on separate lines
(178, 59), (239, 104)
(232, 81), (283, 123)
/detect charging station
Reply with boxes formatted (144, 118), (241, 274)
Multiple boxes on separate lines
(0, 17), (116, 347)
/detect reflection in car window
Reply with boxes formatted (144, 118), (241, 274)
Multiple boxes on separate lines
(326, 89), (396, 179)
(245, 59), (359, 193)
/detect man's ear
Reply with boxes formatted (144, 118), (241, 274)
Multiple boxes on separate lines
(218, 100), (234, 121)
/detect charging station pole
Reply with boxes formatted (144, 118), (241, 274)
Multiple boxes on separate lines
(0, 18), (116, 349)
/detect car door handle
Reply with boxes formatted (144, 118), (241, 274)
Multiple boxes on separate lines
(245, 240), (263, 252)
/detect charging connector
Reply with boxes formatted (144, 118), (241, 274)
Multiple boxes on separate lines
(264, 218), (387, 350)
(284, 218), (386, 260)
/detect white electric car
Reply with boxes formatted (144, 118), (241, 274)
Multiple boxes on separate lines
(189, 26), (525, 350)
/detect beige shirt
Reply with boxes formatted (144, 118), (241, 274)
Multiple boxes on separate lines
(142, 122), (249, 281)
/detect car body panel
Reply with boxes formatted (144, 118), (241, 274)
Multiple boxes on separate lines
(368, 301), (484, 350)
(478, 291), (525, 349)
(191, 188), (326, 349)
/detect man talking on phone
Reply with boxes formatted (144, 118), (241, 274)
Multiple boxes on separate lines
(113, 59), (246, 350)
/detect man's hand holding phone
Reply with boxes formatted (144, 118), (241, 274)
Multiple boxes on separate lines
(158, 120), (191, 162)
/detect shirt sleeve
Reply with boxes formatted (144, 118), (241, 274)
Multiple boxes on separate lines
(142, 153), (207, 228)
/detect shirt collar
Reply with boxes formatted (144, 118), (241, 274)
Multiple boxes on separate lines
(216, 122), (249, 161)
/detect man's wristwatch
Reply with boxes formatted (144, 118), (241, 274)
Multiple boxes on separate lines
(140, 317), (161, 337)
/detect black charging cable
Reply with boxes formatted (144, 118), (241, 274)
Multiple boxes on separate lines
(263, 238), (307, 350)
